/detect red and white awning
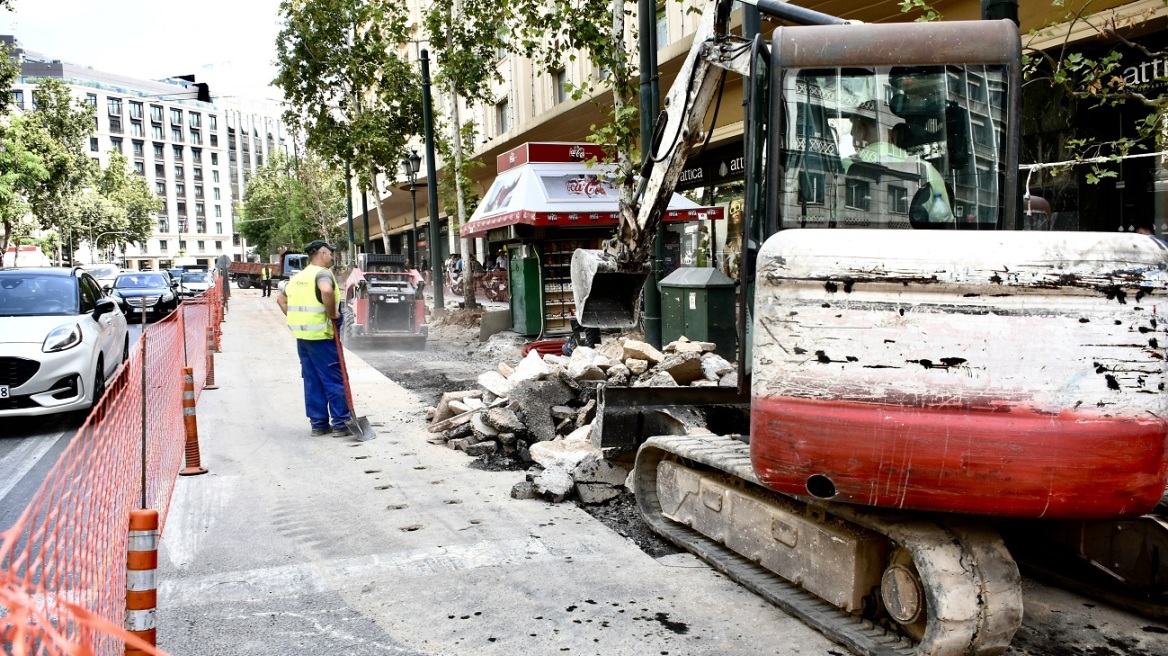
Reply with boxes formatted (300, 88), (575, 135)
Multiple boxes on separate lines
(461, 154), (722, 238)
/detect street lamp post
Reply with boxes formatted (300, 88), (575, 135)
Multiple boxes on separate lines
(399, 149), (422, 266)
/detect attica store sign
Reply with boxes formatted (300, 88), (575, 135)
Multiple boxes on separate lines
(675, 142), (745, 191)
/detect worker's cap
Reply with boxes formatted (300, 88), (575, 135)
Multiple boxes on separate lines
(304, 240), (335, 255)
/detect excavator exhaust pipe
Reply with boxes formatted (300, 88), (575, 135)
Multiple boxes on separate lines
(571, 249), (649, 329)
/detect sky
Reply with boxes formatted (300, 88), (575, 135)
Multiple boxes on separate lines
(0, 0), (286, 103)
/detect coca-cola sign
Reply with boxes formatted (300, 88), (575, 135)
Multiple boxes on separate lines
(564, 176), (609, 198)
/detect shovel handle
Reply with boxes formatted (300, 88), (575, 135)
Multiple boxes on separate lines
(334, 331), (356, 413)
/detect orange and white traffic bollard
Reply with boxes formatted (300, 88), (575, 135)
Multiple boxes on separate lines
(125, 509), (159, 656)
(204, 327), (218, 390)
(180, 366), (208, 476)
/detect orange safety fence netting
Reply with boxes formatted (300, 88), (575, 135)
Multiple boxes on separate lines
(0, 280), (225, 655)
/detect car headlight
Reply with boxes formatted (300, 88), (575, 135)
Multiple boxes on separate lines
(43, 323), (82, 353)
(162, 291), (174, 302)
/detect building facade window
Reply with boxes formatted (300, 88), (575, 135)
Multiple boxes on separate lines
(155, 163), (165, 178)
(89, 137), (99, 152)
(189, 112), (201, 129)
(554, 69), (568, 104)
(211, 153), (218, 166)
(210, 134), (218, 147)
(153, 143), (164, 158)
(174, 164), (184, 178)
(191, 129), (201, 145)
(133, 161), (145, 175)
(110, 137), (123, 154)
(85, 93), (97, 107)
(129, 101), (143, 120)
(132, 140), (144, 156)
(214, 205), (222, 217)
(171, 127), (183, 142)
(150, 105), (163, 123)
(109, 116), (123, 134)
(152, 125), (163, 140)
(173, 145), (183, 160)
(155, 181), (166, 195)
(193, 166), (202, 181)
(10, 90), (23, 108)
(208, 115), (217, 131)
(496, 100), (510, 136)
(107, 98), (122, 116)
(175, 182), (186, 197)
(159, 239), (168, 251)
(213, 187), (220, 200)
(212, 170), (220, 183)
(170, 108), (182, 126)
(130, 121), (143, 137)
(215, 222), (223, 234)
(194, 185), (203, 199)
(192, 148), (202, 163)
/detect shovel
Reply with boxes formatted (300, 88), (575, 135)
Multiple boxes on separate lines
(334, 331), (377, 441)
(570, 249), (649, 329)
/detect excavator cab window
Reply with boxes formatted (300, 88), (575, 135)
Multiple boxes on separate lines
(774, 64), (1011, 231)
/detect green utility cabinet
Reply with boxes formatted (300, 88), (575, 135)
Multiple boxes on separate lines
(660, 267), (737, 360)
(509, 250), (542, 336)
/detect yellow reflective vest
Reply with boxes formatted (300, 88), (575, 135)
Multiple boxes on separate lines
(285, 264), (337, 340)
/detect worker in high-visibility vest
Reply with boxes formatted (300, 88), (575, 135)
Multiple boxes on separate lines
(261, 264), (273, 297)
(276, 240), (351, 436)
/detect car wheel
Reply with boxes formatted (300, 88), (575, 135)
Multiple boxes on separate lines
(237, 277), (252, 290)
(92, 357), (107, 405)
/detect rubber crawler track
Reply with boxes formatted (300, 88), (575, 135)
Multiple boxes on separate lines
(634, 434), (1023, 656)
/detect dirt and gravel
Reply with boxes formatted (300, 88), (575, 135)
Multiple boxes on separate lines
(349, 310), (681, 559)
(351, 308), (1168, 656)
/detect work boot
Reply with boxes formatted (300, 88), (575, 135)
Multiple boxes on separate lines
(331, 425), (351, 437)
(310, 426), (329, 436)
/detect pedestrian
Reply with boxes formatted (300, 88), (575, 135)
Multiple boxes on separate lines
(260, 264), (272, 297)
(276, 240), (352, 437)
(495, 249), (507, 271)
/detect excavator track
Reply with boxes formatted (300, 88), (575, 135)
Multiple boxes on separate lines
(634, 434), (1023, 656)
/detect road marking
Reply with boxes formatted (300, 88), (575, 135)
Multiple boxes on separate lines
(0, 429), (68, 503)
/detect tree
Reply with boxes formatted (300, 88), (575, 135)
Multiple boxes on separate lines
(511, 0), (640, 203)
(274, 0), (422, 255)
(95, 151), (161, 254)
(424, 0), (515, 308)
(0, 115), (50, 259)
(0, 41), (19, 116)
(24, 78), (96, 260)
(240, 151), (347, 257)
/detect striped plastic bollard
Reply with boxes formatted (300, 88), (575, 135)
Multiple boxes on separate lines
(125, 509), (159, 655)
(180, 366), (208, 476)
(204, 326), (218, 390)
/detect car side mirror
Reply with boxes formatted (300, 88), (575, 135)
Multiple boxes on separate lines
(103, 284), (112, 293)
(94, 297), (116, 318)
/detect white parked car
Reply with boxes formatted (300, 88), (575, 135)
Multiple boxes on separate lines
(82, 263), (122, 292)
(179, 270), (215, 297)
(0, 268), (129, 417)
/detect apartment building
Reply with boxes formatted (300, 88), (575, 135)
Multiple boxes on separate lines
(4, 36), (289, 271)
(359, 0), (1168, 258)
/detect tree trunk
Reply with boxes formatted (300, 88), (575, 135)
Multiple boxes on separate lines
(369, 169), (391, 255)
(450, 86), (478, 308)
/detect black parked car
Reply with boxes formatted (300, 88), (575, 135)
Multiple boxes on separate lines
(108, 272), (179, 320)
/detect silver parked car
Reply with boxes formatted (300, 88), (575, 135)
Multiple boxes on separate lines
(0, 268), (129, 417)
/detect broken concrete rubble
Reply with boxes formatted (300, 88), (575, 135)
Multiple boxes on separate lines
(429, 334), (735, 507)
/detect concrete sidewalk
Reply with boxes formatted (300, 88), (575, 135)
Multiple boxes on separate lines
(155, 289), (833, 655)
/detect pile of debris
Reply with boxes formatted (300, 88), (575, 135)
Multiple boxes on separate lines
(426, 336), (736, 504)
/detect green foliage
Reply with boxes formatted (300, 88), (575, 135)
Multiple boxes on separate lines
(898, 0), (943, 22)
(432, 118), (483, 228)
(1021, 1), (1168, 184)
(96, 151), (160, 249)
(0, 42), (19, 116)
(274, 0), (422, 187)
(240, 152), (347, 257)
(0, 115), (50, 255)
(511, 0), (640, 169)
(23, 78), (97, 248)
